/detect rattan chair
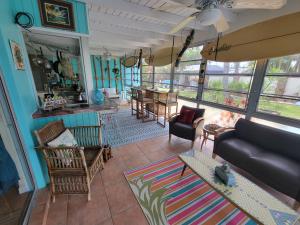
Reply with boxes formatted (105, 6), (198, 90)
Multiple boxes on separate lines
(34, 120), (104, 202)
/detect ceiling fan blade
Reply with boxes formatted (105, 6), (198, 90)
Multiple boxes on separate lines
(169, 15), (197, 34)
(213, 10), (230, 33)
(231, 0), (287, 9)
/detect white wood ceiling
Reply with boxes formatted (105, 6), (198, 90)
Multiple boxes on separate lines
(86, 0), (300, 57)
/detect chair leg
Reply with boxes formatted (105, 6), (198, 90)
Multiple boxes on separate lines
(169, 134), (171, 142)
(51, 195), (56, 203)
(212, 153), (217, 159)
(293, 200), (300, 210)
(88, 192), (91, 201)
(191, 141), (194, 148)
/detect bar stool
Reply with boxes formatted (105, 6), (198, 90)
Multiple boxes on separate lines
(137, 89), (156, 122)
(157, 92), (178, 127)
(130, 87), (138, 116)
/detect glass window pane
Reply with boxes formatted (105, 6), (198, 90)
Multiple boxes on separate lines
(154, 83), (170, 91)
(155, 64), (171, 74)
(174, 86), (198, 99)
(257, 96), (300, 120)
(261, 77), (300, 97)
(181, 46), (203, 61)
(142, 65), (153, 74)
(174, 74), (198, 87)
(154, 73), (170, 84)
(142, 73), (153, 83)
(175, 61), (201, 74)
(267, 54), (300, 74)
(206, 61), (255, 74)
(142, 81), (153, 88)
(204, 75), (252, 93)
(200, 105), (245, 127)
(202, 89), (248, 109)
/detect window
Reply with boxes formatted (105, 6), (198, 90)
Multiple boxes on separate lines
(154, 64), (171, 91)
(174, 46), (203, 99)
(257, 54), (300, 120)
(141, 59), (153, 88)
(202, 61), (256, 109)
(258, 54), (300, 120)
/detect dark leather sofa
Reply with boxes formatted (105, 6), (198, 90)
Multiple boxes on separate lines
(214, 118), (300, 203)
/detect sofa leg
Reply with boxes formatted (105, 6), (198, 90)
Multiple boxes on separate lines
(293, 200), (300, 210)
(169, 134), (171, 142)
(191, 141), (194, 148)
(212, 153), (217, 159)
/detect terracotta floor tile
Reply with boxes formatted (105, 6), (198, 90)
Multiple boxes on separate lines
(144, 148), (175, 162)
(67, 189), (111, 225)
(101, 157), (127, 186)
(112, 205), (148, 225)
(104, 179), (137, 215)
(46, 195), (68, 225)
(97, 218), (114, 225)
(28, 203), (46, 225)
(123, 154), (150, 170)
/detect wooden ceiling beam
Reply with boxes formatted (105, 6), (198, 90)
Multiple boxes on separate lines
(91, 0), (203, 30)
(89, 12), (185, 35)
(90, 23), (171, 41)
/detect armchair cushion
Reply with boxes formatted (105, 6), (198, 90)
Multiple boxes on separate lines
(169, 122), (195, 141)
(180, 106), (205, 122)
(177, 107), (195, 125)
(47, 129), (77, 166)
(47, 129), (77, 147)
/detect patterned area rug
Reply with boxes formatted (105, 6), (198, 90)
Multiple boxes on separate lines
(101, 109), (169, 147)
(124, 156), (257, 225)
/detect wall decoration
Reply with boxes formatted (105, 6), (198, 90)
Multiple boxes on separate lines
(38, 0), (75, 31)
(9, 40), (25, 70)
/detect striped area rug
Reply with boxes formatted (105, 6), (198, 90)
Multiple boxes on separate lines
(124, 156), (257, 225)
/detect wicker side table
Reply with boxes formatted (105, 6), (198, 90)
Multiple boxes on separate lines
(200, 124), (223, 150)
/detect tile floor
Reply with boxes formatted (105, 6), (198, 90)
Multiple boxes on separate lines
(28, 135), (299, 225)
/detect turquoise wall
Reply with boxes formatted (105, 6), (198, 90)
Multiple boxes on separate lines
(0, 0), (89, 188)
(14, 0), (89, 34)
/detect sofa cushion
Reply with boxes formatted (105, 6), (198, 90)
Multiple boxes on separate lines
(235, 119), (300, 162)
(250, 152), (300, 198)
(170, 122), (195, 140)
(180, 106), (205, 122)
(217, 138), (265, 169)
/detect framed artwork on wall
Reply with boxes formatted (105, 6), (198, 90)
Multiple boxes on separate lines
(9, 40), (25, 70)
(38, 0), (75, 31)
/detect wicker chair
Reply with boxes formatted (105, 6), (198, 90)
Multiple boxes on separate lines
(34, 120), (104, 202)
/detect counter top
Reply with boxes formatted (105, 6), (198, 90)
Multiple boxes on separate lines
(32, 101), (118, 119)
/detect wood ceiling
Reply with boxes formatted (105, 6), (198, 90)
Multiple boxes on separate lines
(86, 0), (300, 57)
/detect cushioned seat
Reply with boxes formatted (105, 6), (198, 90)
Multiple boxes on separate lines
(170, 122), (195, 140)
(250, 152), (300, 198)
(217, 138), (265, 168)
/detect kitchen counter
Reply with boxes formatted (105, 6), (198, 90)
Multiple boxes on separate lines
(32, 101), (118, 119)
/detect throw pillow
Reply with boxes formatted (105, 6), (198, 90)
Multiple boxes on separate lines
(47, 129), (78, 166)
(177, 108), (195, 125)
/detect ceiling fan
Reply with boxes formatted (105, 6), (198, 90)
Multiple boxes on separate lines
(169, 0), (287, 34)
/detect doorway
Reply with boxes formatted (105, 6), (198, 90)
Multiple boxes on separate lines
(0, 69), (35, 225)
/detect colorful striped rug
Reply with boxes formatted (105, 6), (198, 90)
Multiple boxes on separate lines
(124, 156), (257, 225)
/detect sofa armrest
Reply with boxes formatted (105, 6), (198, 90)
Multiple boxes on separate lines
(169, 113), (179, 123)
(213, 130), (236, 154)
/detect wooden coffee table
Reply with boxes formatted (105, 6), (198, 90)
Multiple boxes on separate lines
(179, 150), (300, 225)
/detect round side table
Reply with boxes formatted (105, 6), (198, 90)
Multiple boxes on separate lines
(201, 124), (223, 150)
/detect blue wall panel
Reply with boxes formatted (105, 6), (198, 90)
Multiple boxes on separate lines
(13, 0), (89, 34)
(90, 56), (130, 92)
(0, 0), (90, 188)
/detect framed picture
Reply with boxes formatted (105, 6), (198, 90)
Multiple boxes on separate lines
(9, 40), (25, 70)
(38, 0), (75, 31)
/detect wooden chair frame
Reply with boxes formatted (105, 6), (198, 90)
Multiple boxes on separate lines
(34, 120), (104, 202)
